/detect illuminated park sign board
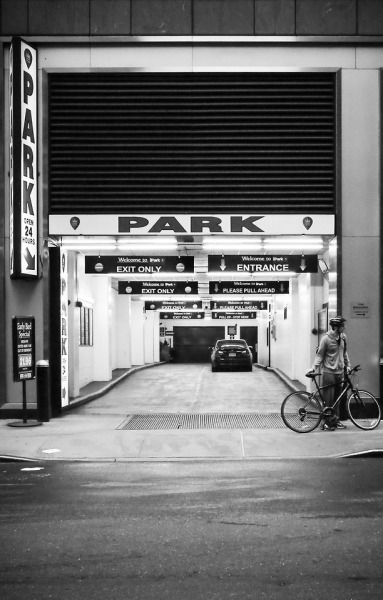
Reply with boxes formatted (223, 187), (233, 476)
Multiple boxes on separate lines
(160, 312), (205, 320)
(210, 301), (268, 310)
(118, 281), (198, 295)
(209, 281), (289, 295)
(9, 38), (38, 278)
(85, 255), (194, 275)
(212, 312), (257, 320)
(145, 301), (202, 310)
(208, 255), (317, 273)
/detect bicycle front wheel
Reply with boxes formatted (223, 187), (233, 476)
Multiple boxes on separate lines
(347, 390), (381, 430)
(281, 391), (322, 433)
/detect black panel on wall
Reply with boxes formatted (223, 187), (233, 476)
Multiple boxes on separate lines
(193, 0), (254, 35)
(296, 0), (356, 35)
(254, 0), (296, 35)
(131, 0), (191, 35)
(49, 71), (337, 215)
(29, 0), (90, 35)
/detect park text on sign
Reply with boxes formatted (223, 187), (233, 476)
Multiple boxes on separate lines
(85, 255), (194, 275)
(9, 38), (38, 278)
(49, 214), (335, 236)
(208, 255), (317, 273)
(12, 316), (35, 381)
(209, 281), (289, 295)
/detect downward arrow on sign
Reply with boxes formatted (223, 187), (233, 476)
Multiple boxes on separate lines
(23, 247), (36, 271)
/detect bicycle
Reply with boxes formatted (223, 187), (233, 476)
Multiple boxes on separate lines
(281, 365), (381, 433)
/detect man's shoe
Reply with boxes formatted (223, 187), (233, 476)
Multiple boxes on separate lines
(322, 423), (335, 431)
(336, 421), (347, 429)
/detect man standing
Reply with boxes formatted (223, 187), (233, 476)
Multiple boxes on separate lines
(306, 316), (351, 430)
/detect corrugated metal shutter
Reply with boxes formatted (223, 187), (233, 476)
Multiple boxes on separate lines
(49, 72), (336, 214)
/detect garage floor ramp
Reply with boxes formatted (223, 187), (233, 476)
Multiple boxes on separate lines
(119, 413), (285, 430)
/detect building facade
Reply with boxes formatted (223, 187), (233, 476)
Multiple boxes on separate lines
(0, 0), (382, 416)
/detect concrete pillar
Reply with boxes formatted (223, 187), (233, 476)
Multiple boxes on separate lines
(131, 300), (145, 365)
(92, 276), (113, 381)
(144, 310), (155, 364)
(116, 294), (132, 368)
(342, 69), (380, 395)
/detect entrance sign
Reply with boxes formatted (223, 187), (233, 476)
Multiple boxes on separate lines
(85, 255), (194, 275)
(49, 214), (335, 236)
(118, 281), (198, 295)
(210, 300), (267, 310)
(146, 301), (202, 310)
(209, 281), (289, 295)
(160, 312), (204, 320)
(12, 316), (35, 381)
(208, 254), (317, 273)
(9, 38), (38, 278)
(212, 312), (256, 320)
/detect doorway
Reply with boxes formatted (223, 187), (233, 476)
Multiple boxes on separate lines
(173, 326), (225, 363)
(240, 326), (258, 363)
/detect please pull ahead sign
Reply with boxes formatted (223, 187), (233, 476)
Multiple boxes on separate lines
(9, 38), (38, 278)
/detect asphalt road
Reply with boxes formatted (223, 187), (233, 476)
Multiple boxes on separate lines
(1, 459), (383, 600)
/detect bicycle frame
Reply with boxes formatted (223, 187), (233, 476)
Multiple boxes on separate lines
(311, 372), (354, 413)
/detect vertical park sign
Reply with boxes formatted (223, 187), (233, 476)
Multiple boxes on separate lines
(9, 38), (38, 278)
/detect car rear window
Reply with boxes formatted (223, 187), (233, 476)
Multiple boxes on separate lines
(217, 340), (247, 349)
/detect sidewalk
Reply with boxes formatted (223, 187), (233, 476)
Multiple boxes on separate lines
(1, 364), (382, 462)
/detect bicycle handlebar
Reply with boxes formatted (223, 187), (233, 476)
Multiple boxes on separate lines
(305, 365), (361, 379)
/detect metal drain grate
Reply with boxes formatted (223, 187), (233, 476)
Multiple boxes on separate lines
(120, 413), (285, 430)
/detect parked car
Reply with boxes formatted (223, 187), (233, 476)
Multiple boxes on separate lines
(210, 339), (253, 372)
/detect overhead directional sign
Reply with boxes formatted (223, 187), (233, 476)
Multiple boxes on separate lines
(118, 281), (198, 295)
(146, 301), (202, 310)
(210, 300), (268, 310)
(160, 312), (204, 320)
(212, 312), (257, 320)
(85, 255), (194, 275)
(208, 255), (317, 273)
(209, 281), (289, 295)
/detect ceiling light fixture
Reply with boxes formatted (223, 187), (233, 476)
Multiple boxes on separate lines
(264, 243), (323, 250)
(118, 243), (178, 251)
(62, 244), (118, 251)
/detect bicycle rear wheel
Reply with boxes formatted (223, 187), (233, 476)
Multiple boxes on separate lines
(281, 391), (322, 433)
(347, 390), (381, 430)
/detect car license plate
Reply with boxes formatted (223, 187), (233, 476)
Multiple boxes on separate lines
(228, 353), (236, 357)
